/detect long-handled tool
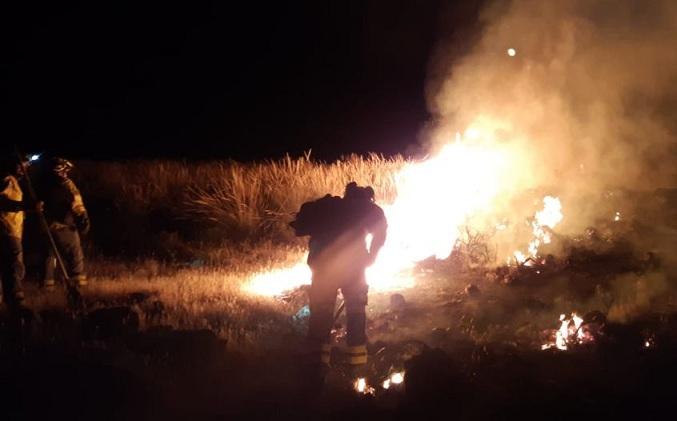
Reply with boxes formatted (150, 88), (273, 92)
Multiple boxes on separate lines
(333, 299), (345, 324)
(14, 146), (85, 315)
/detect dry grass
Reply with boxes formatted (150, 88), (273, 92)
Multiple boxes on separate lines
(182, 153), (404, 239)
(56, 156), (676, 356)
(74, 154), (406, 258)
(51, 154), (410, 352)
(28, 261), (303, 354)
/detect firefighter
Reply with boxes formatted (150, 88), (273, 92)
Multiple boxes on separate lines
(37, 157), (90, 289)
(292, 181), (387, 383)
(0, 155), (39, 309)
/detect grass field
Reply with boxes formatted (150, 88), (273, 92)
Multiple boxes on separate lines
(22, 154), (677, 350)
(73, 153), (405, 260)
(5, 156), (677, 419)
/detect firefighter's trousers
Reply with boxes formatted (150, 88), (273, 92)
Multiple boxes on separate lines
(307, 265), (368, 367)
(0, 235), (25, 305)
(41, 225), (86, 285)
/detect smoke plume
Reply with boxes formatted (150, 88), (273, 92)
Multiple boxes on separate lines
(428, 0), (677, 193)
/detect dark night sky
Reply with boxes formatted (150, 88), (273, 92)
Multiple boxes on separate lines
(2, 1), (483, 160)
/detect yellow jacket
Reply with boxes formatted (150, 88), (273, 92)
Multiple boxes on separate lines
(0, 175), (24, 238)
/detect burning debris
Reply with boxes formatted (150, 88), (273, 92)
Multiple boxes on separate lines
(353, 371), (405, 396)
(541, 312), (605, 351)
(511, 196), (563, 266)
(381, 371), (405, 390)
(354, 377), (375, 395)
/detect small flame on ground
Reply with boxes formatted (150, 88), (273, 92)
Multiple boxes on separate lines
(512, 196), (562, 265)
(614, 211), (621, 222)
(382, 371), (405, 390)
(644, 336), (655, 349)
(542, 312), (591, 351)
(507, 48), (517, 57)
(242, 259), (311, 296)
(354, 377), (375, 395)
(390, 372), (404, 384)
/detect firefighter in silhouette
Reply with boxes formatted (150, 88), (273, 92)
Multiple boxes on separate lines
(291, 182), (387, 380)
(36, 157), (90, 289)
(0, 154), (40, 309)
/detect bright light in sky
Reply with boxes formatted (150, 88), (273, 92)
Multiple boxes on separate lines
(507, 48), (516, 57)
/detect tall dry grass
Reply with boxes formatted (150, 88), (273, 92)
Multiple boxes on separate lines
(183, 153), (404, 239)
(74, 154), (407, 260)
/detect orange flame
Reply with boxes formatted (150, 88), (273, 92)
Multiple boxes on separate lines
(354, 377), (375, 395)
(513, 196), (563, 265)
(244, 121), (517, 297)
(542, 312), (590, 351)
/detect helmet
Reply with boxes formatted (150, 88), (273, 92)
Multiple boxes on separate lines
(0, 154), (27, 176)
(344, 182), (375, 202)
(344, 181), (360, 198)
(49, 157), (74, 176)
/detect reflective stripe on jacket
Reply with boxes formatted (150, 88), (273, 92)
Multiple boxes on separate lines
(345, 344), (368, 365)
(0, 175), (24, 238)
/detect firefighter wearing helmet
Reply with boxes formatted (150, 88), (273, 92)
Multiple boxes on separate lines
(0, 153), (42, 309)
(36, 157), (90, 289)
(291, 181), (387, 386)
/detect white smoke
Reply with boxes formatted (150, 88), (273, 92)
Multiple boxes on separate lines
(428, 0), (677, 193)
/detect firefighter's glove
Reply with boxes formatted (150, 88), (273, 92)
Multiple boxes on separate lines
(75, 212), (91, 236)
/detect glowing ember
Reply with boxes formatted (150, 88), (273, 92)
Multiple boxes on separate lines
(244, 127), (511, 297)
(354, 377), (375, 395)
(644, 335), (655, 348)
(507, 48), (517, 57)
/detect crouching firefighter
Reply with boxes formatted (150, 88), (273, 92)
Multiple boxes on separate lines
(291, 182), (387, 382)
(36, 158), (90, 289)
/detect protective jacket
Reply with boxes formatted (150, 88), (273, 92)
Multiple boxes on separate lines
(292, 194), (387, 273)
(0, 174), (26, 305)
(40, 177), (90, 234)
(0, 175), (24, 238)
